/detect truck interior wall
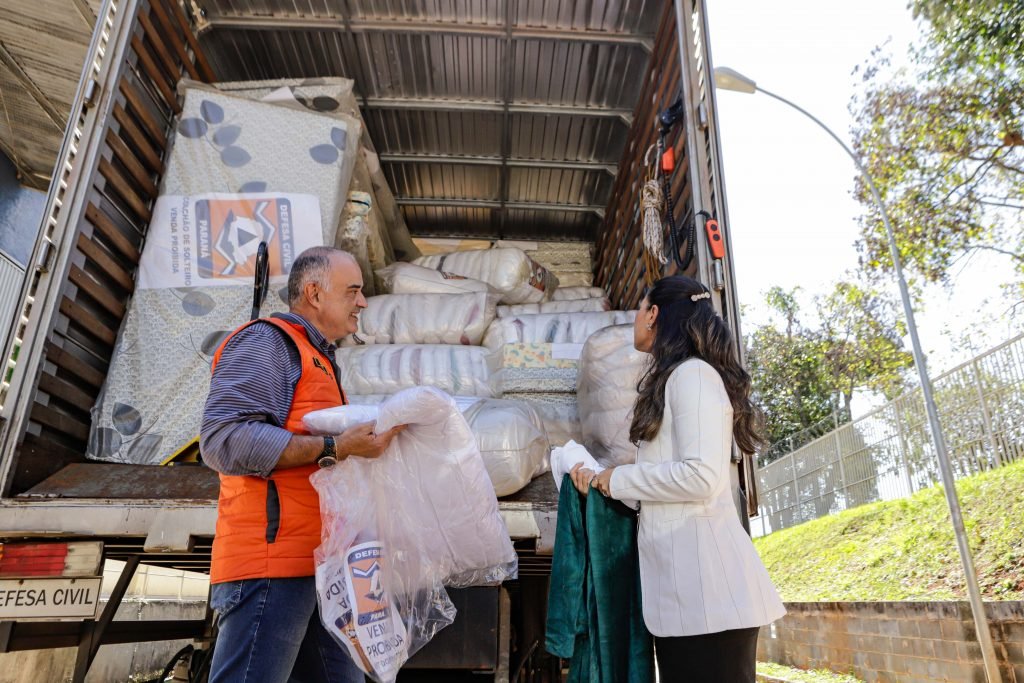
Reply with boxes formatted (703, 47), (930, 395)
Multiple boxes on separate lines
(1, 0), (211, 496)
(594, 1), (694, 311)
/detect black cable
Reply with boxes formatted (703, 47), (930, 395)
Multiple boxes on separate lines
(250, 241), (270, 321)
(158, 644), (194, 682)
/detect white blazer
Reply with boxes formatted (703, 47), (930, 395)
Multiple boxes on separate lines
(608, 358), (786, 637)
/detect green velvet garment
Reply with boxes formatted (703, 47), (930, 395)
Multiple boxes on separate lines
(545, 474), (654, 683)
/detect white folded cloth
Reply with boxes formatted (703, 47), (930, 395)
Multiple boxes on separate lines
(549, 439), (604, 491)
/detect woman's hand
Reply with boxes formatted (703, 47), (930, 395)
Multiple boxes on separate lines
(569, 463), (596, 496)
(569, 463), (616, 497)
(592, 467), (614, 497)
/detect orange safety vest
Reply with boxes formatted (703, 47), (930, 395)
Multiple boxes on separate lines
(208, 317), (346, 584)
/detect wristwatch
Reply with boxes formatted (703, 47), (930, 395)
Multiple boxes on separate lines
(316, 435), (339, 468)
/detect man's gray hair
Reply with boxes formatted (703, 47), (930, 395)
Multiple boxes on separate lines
(287, 246), (351, 307)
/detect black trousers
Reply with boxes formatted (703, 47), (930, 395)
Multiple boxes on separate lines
(654, 626), (760, 682)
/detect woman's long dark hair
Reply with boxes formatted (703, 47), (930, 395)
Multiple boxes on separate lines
(629, 275), (766, 455)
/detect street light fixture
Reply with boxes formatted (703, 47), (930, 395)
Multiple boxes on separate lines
(713, 66), (1003, 683)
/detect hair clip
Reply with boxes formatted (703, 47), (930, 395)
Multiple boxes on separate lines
(690, 291), (711, 302)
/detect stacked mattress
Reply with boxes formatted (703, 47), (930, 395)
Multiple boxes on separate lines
(88, 83), (360, 465)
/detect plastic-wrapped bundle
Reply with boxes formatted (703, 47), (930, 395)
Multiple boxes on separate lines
(337, 345), (492, 397)
(343, 292), (497, 346)
(488, 343), (581, 394)
(482, 310), (636, 349)
(414, 248), (558, 304)
(577, 325), (650, 467)
(310, 387), (517, 683)
(375, 262), (495, 296)
(339, 395), (549, 496)
(462, 398), (549, 496)
(496, 297), (610, 317)
(362, 149), (421, 261)
(528, 398), (582, 448)
(552, 286), (606, 301)
(87, 84), (358, 465)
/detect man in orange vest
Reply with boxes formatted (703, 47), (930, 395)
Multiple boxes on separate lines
(200, 246), (403, 682)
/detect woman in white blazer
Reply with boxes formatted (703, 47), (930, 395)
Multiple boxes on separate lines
(571, 275), (785, 682)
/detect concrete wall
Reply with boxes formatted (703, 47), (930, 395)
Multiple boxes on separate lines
(758, 601), (1024, 683)
(0, 599), (206, 683)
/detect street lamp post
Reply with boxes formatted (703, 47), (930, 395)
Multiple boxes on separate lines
(713, 66), (1002, 683)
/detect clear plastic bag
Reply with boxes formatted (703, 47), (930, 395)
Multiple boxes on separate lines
(576, 325), (650, 467)
(375, 262), (496, 296)
(414, 248), (558, 304)
(336, 345), (493, 397)
(343, 292), (498, 346)
(310, 387), (517, 682)
(482, 310), (636, 349)
(496, 297), (610, 317)
(551, 286), (606, 301)
(311, 395), (549, 497)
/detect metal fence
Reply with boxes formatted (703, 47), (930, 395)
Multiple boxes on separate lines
(753, 332), (1024, 536)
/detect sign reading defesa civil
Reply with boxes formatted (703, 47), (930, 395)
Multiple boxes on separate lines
(0, 577), (103, 619)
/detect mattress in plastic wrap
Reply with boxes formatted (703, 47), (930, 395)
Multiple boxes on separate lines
(375, 262), (495, 296)
(551, 286), (606, 301)
(317, 394), (549, 497)
(488, 343), (583, 394)
(343, 292), (497, 346)
(482, 310), (636, 349)
(88, 85), (357, 465)
(215, 78), (419, 263)
(337, 345), (493, 397)
(577, 325), (650, 467)
(496, 297), (610, 317)
(414, 248), (558, 304)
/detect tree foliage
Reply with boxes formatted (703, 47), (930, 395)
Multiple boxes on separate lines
(747, 283), (913, 455)
(850, 0), (1024, 298)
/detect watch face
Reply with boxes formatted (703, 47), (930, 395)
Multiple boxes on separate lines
(317, 454), (338, 469)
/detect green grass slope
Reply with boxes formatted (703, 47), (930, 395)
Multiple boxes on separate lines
(753, 458), (1024, 601)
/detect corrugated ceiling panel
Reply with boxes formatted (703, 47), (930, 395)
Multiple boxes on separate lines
(514, 0), (659, 33)
(385, 163), (501, 201)
(504, 208), (597, 239)
(508, 114), (626, 163)
(200, 30), (360, 81)
(512, 40), (646, 109)
(363, 110), (503, 157)
(399, 205), (496, 235)
(507, 167), (612, 206)
(355, 32), (503, 101)
(351, 1), (503, 25)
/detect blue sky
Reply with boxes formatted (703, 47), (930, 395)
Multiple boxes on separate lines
(705, 1), (1019, 380)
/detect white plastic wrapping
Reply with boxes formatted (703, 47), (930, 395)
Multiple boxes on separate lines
(576, 325), (650, 467)
(551, 286), (606, 301)
(337, 345), (493, 397)
(496, 297), (610, 317)
(462, 398), (549, 496)
(482, 310), (636, 349)
(338, 395), (548, 496)
(343, 292), (497, 346)
(310, 387), (517, 682)
(529, 399), (583, 448)
(375, 262), (495, 296)
(325, 395), (552, 497)
(414, 248), (558, 304)
(88, 84), (358, 465)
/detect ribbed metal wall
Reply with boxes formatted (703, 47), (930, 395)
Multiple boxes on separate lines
(0, 251), (25, 362)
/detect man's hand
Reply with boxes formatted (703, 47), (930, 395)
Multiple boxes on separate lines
(337, 421), (406, 459)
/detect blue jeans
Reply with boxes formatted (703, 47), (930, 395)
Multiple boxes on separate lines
(208, 576), (366, 683)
